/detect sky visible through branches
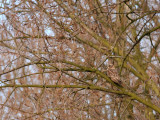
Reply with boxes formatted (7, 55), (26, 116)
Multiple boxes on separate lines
(0, 0), (160, 119)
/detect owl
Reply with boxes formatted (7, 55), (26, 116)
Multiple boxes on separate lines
(106, 64), (121, 85)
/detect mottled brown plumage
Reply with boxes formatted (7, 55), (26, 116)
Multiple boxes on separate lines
(107, 64), (121, 84)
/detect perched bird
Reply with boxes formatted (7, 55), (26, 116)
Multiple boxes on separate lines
(106, 64), (122, 85)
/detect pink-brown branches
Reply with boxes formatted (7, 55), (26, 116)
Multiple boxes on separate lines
(0, 0), (160, 119)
